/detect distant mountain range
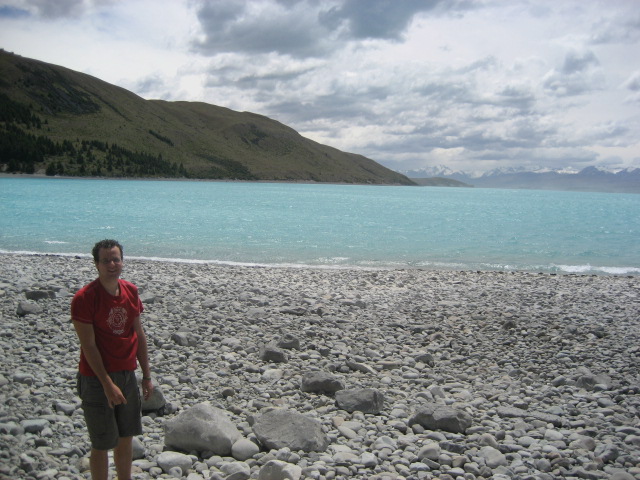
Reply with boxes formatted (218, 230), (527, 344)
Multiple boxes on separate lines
(405, 165), (640, 193)
(0, 50), (413, 185)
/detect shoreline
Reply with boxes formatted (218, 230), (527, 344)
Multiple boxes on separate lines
(0, 172), (415, 187)
(1, 250), (638, 277)
(1, 252), (639, 478)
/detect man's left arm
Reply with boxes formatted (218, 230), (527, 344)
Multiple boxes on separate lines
(133, 316), (154, 400)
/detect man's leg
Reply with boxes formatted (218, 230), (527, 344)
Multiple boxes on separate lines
(90, 448), (109, 480)
(114, 436), (133, 480)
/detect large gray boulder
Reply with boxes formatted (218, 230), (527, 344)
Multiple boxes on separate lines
(164, 402), (242, 454)
(335, 388), (384, 414)
(409, 403), (472, 434)
(300, 371), (345, 394)
(252, 409), (329, 453)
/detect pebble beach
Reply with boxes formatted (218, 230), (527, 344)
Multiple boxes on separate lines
(1, 253), (639, 480)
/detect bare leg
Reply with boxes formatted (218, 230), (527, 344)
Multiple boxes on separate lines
(114, 436), (133, 480)
(90, 448), (109, 480)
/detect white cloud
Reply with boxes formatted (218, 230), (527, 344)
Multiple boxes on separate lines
(1, 0), (639, 173)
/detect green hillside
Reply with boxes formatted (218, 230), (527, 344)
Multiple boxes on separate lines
(0, 49), (414, 185)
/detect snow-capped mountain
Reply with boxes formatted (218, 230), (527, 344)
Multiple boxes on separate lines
(402, 165), (640, 193)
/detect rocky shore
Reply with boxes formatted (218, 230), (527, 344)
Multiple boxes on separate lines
(0, 253), (639, 480)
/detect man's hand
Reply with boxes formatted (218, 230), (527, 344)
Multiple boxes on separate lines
(141, 378), (154, 401)
(104, 380), (127, 409)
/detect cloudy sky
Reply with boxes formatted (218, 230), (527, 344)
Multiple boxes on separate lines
(1, 0), (639, 174)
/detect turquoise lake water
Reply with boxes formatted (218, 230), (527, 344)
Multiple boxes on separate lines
(1, 177), (638, 275)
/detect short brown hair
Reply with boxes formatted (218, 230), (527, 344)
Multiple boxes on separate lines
(92, 239), (123, 263)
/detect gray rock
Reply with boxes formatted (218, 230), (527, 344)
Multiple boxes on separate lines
(478, 433), (501, 448)
(171, 331), (198, 347)
(570, 435), (597, 451)
(496, 406), (563, 427)
(409, 403), (472, 434)
(0, 421), (24, 435)
(54, 401), (77, 416)
(279, 306), (307, 316)
(277, 333), (301, 350)
(609, 473), (636, 480)
(335, 388), (385, 414)
(220, 461), (251, 480)
(164, 402), (242, 454)
(21, 419), (50, 433)
(140, 378), (167, 412)
(594, 442), (619, 462)
(168, 466), (183, 477)
(231, 438), (260, 461)
(156, 451), (193, 476)
(139, 292), (157, 304)
(259, 343), (288, 363)
(252, 409), (329, 453)
(300, 371), (345, 394)
(19, 453), (37, 473)
(258, 459), (302, 480)
(417, 442), (441, 461)
(16, 301), (42, 316)
(414, 352), (435, 366)
(361, 452), (378, 467)
(13, 373), (34, 385)
(569, 467), (608, 479)
(132, 436), (145, 460)
(576, 373), (612, 390)
(478, 445), (508, 468)
(551, 375), (567, 386)
(345, 359), (377, 374)
(202, 297), (218, 308)
(25, 289), (55, 300)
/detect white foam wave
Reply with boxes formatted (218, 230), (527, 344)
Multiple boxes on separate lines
(555, 264), (640, 275)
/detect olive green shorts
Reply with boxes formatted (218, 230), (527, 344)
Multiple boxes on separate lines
(76, 370), (142, 450)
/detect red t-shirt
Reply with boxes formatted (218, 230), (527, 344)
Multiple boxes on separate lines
(71, 279), (144, 376)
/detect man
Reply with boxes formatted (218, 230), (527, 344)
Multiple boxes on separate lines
(71, 239), (153, 480)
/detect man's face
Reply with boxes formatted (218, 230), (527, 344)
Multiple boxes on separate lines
(95, 246), (123, 281)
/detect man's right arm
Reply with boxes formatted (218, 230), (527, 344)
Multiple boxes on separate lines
(72, 320), (126, 408)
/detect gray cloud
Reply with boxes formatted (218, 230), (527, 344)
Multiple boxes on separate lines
(623, 71), (640, 91)
(192, 0), (333, 57)
(561, 50), (599, 74)
(543, 50), (603, 97)
(3, 0), (113, 18)
(192, 0), (476, 58)
(589, 11), (640, 44)
(0, 5), (29, 17)
(205, 61), (318, 91)
(318, 0), (474, 41)
(132, 74), (168, 97)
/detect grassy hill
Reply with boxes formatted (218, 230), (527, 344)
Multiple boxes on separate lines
(0, 50), (414, 185)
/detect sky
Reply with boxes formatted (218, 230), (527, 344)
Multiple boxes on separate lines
(1, 0), (639, 175)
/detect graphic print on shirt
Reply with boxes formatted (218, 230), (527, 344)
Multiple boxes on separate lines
(107, 306), (128, 335)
